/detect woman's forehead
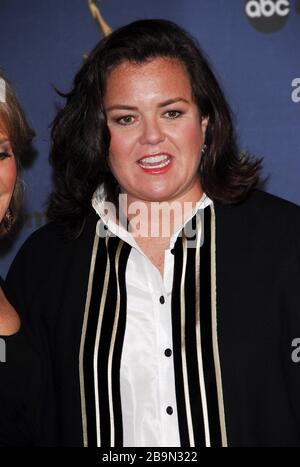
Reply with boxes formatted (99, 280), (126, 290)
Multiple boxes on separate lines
(107, 57), (187, 77)
(104, 58), (192, 100)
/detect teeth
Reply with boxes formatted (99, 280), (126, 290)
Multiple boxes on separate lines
(138, 154), (170, 165)
(138, 154), (172, 170)
(139, 158), (171, 169)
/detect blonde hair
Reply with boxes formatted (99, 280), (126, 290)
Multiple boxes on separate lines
(0, 71), (35, 237)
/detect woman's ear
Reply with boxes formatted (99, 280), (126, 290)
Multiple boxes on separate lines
(201, 116), (209, 137)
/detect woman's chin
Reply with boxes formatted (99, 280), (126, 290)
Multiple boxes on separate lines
(129, 189), (176, 204)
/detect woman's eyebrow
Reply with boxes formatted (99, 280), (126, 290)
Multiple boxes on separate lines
(105, 104), (138, 112)
(106, 97), (190, 112)
(158, 97), (190, 107)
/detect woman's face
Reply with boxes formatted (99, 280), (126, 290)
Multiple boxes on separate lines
(0, 125), (16, 223)
(104, 57), (208, 205)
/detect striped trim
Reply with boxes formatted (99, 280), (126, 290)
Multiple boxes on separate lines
(180, 234), (195, 445)
(171, 205), (227, 447)
(107, 240), (124, 447)
(210, 205), (227, 447)
(79, 226), (131, 447)
(79, 231), (99, 447)
(195, 214), (211, 447)
(93, 235), (110, 447)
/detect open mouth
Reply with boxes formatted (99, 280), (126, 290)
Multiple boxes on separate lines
(137, 154), (172, 169)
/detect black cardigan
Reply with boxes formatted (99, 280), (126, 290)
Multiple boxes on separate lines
(1, 189), (300, 447)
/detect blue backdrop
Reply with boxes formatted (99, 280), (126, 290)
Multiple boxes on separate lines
(0, 0), (299, 276)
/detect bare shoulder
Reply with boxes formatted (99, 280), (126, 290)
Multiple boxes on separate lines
(0, 287), (21, 336)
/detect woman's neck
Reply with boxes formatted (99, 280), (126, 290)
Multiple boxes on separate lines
(0, 287), (20, 336)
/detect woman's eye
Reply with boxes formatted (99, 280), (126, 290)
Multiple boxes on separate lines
(165, 110), (182, 119)
(0, 151), (11, 160)
(116, 115), (135, 125)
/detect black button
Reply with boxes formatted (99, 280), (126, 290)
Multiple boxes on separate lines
(170, 248), (175, 255)
(159, 295), (165, 305)
(104, 225), (108, 230)
(164, 348), (172, 357)
(159, 296), (165, 304)
(166, 406), (173, 415)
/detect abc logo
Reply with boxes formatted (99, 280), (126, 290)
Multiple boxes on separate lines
(292, 78), (300, 103)
(245, 0), (290, 32)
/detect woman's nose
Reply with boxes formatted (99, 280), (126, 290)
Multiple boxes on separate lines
(138, 118), (165, 145)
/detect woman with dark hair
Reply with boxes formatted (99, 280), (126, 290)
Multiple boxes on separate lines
(47, 18), (260, 233)
(4, 19), (300, 447)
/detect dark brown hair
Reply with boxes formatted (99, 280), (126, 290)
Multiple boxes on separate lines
(0, 71), (35, 237)
(48, 19), (261, 235)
